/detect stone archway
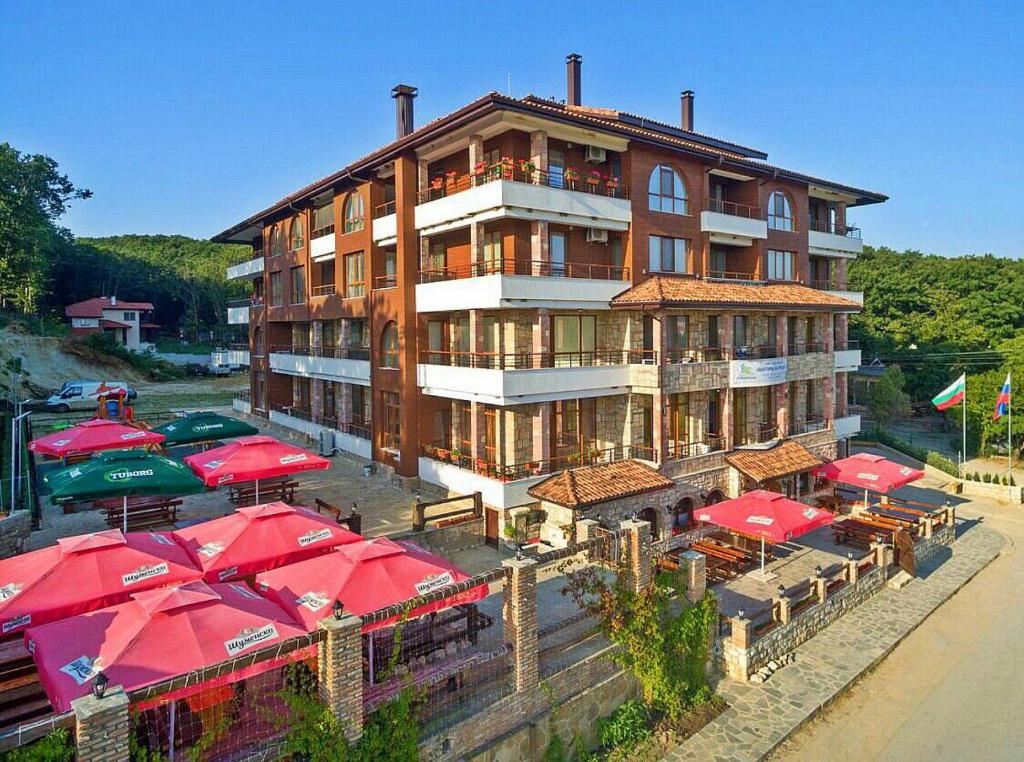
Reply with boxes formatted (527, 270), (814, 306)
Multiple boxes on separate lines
(638, 506), (659, 540)
(704, 489), (726, 506)
(672, 497), (695, 534)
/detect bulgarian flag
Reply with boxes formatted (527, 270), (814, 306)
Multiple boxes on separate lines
(932, 374), (966, 411)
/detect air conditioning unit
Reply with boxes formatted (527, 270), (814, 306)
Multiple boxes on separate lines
(584, 145), (606, 163)
(317, 429), (336, 457)
(586, 228), (609, 244)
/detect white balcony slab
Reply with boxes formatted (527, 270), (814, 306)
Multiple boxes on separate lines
(269, 410), (371, 459)
(700, 211), (768, 245)
(415, 180), (631, 236)
(417, 363), (630, 406)
(226, 258), (265, 280)
(232, 397), (251, 415)
(826, 289), (864, 307)
(416, 274), (626, 312)
(372, 213), (397, 244)
(417, 458), (544, 510)
(834, 348), (862, 373)
(833, 414), (862, 439)
(809, 230), (863, 257)
(310, 233), (335, 259)
(212, 349), (250, 366)
(269, 352), (371, 386)
(227, 306), (250, 324)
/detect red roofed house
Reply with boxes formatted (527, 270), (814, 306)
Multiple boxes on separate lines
(65, 296), (159, 351)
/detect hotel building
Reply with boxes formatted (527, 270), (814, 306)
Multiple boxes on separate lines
(213, 55), (885, 546)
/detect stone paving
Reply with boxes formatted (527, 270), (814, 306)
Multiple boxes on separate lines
(662, 521), (1007, 762)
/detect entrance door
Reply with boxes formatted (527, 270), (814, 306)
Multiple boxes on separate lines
(485, 508), (500, 548)
(894, 530), (916, 576)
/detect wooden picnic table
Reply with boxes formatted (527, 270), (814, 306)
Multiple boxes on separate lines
(228, 478), (298, 506)
(0, 640), (50, 729)
(101, 497), (182, 531)
(833, 516), (896, 547)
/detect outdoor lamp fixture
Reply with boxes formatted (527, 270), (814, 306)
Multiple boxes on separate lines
(777, 584), (786, 598)
(351, 502), (358, 515)
(737, 608), (745, 619)
(93, 672), (109, 699)
(814, 565), (822, 578)
(847, 551), (854, 561)
(333, 600), (344, 620)
(875, 534), (884, 544)
(515, 545), (524, 561)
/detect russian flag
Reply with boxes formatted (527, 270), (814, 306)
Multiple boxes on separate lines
(993, 373), (1011, 420)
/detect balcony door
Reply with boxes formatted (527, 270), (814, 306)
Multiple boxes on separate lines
(427, 319), (449, 365)
(549, 149), (565, 189)
(554, 399), (597, 462)
(549, 231), (567, 277)
(733, 389), (748, 444)
(554, 315), (596, 367)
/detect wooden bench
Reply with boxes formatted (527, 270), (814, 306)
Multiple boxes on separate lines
(0, 640), (51, 729)
(314, 498), (362, 534)
(229, 479), (298, 506)
(833, 517), (895, 547)
(103, 498), (181, 531)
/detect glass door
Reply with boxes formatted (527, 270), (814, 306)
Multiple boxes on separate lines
(549, 231), (567, 277)
(549, 149), (565, 189)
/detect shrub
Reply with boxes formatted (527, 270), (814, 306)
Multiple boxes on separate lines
(983, 472), (992, 483)
(597, 700), (651, 750)
(1, 729), (74, 761)
(1011, 475), (1016, 487)
(925, 451), (959, 478)
(78, 332), (183, 381)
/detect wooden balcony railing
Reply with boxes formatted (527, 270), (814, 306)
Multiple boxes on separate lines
(419, 257), (628, 284)
(417, 160), (629, 205)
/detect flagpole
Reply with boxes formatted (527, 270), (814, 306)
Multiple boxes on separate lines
(1008, 372), (1012, 490)
(962, 376), (968, 478)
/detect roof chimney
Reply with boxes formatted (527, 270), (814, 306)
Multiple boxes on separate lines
(566, 53), (582, 106)
(391, 84), (418, 139)
(110, 295), (117, 306)
(681, 90), (694, 131)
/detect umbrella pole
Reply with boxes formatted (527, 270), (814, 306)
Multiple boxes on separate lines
(123, 495), (128, 535)
(255, 478), (259, 504)
(761, 537), (766, 576)
(168, 700), (176, 761)
(369, 633), (375, 685)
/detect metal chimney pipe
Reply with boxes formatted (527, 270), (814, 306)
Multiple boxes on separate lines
(681, 90), (694, 131)
(391, 84), (418, 139)
(566, 54), (582, 106)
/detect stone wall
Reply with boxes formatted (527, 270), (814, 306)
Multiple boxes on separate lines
(0, 511), (31, 559)
(663, 360), (729, 395)
(915, 523), (955, 566)
(786, 352), (833, 382)
(391, 516), (486, 557)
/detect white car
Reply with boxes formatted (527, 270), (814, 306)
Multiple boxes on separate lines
(46, 381), (136, 412)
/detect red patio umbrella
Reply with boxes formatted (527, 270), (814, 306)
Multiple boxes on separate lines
(27, 419), (165, 458)
(256, 537), (487, 632)
(183, 435), (330, 502)
(0, 529), (202, 636)
(171, 502), (361, 583)
(26, 581), (310, 712)
(811, 452), (924, 505)
(696, 489), (834, 576)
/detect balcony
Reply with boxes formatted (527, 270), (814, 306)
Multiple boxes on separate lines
(226, 257), (265, 281)
(310, 232), (335, 259)
(700, 200), (768, 245)
(227, 298), (253, 324)
(415, 258), (629, 313)
(268, 405), (372, 459)
(733, 422), (780, 447)
(807, 218), (863, 257)
(212, 344), (250, 367)
(417, 349), (636, 405)
(833, 414), (862, 439)
(372, 202), (397, 245)
(666, 436), (726, 461)
(790, 417), (831, 436)
(807, 278), (864, 306)
(268, 345), (371, 385)
(833, 340), (861, 372)
(414, 161), (631, 236)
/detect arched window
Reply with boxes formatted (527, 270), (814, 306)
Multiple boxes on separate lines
(289, 216), (304, 250)
(381, 322), (399, 368)
(672, 497), (694, 532)
(344, 193), (365, 233)
(767, 191), (794, 231)
(704, 489), (725, 506)
(270, 225), (284, 256)
(638, 506), (659, 541)
(647, 164), (687, 214)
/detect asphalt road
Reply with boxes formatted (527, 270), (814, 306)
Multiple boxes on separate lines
(771, 498), (1024, 761)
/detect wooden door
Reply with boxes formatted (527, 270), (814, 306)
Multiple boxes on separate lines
(485, 508), (499, 549)
(894, 529), (916, 576)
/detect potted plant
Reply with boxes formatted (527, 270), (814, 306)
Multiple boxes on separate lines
(444, 170), (458, 186)
(606, 175), (620, 193)
(450, 447), (462, 464)
(586, 169), (601, 187)
(564, 166), (580, 184)
(430, 176), (443, 190)
(499, 156), (514, 180)
(518, 158), (536, 181)
(435, 447), (449, 461)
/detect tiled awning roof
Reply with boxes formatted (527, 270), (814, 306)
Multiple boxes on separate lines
(726, 440), (825, 483)
(528, 459), (672, 509)
(611, 275), (861, 311)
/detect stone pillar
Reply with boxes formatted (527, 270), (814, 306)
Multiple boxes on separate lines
(417, 159), (429, 195)
(823, 375), (834, 427)
(502, 557), (539, 692)
(311, 379), (324, 420)
(619, 519), (653, 594)
(529, 130), (548, 174)
(470, 401), (486, 464)
(835, 373), (849, 417)
(73, 685), (130, 762)
(776, 593), (792, 624)
(532, 309), (550, 364)
(469, 309), (485, 353)
(340, 383), (353, 426)
(575, 517), (600, 544)
(834, 259), (848, 290)
(533, 403), (551, 467)
(679, 550), (706, 603)
(470, 221), (482, 268)
(468, 134), (484, 173)
(775, 383), (789, 437)
(652, 390), (667, 465)
(847, 555), (859, 583)
(730, 615), (752, 649)
(530, 221), (549, 274)
(318, 613), (364, 742)
(813, 575), (828, 603)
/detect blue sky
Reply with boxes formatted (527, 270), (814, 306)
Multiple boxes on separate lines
(2, 1), (1020, 257)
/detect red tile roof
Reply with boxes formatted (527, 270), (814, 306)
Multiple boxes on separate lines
(65, 297), (154, 318)
(100, 319), (131, 329)
(725, 440), (825, 483)
(610, 275), (861, 311)
(528, 460), (673, 509)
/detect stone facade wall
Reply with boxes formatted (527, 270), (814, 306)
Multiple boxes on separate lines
(0, 511), (31, 559)
(663, 360), (729, 394)
(596, 395), (630, 451)
(916, 523), (955, 566)
(391, 516), (486, 556)
(786, 352), (833, 382)
(719, 565), (887, 680)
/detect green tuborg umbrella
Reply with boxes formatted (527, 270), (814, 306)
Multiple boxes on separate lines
(45, 449), (206, 533)
(151, 411), (259, 446)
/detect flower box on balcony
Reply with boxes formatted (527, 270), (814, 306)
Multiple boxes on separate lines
(606, 177), (620, 190)
(585, 171), (601, 187)
(430, 177), (443, 190)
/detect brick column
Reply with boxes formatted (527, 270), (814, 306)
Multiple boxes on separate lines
(340, 383), (353, 426)
(470, 401), (486, 464)
(532, 403), (550, 467)
(813, 574), (828, 603)
(530, 221), (549, 275)
(835, 373), (849, 417)
(470, 222), (482, 267)
(502, 557), (539, 692)
(575, 517), (600, 544)
(73, 685), (130, 762)
(823, 375), (834, 427)
(529, 130), (548, 174)
(417, 159), (429, 195)
(318, 613), (364, 742)
(311, 379), (324, 420)
(846, 554), (859, 583)
(720, 316), (734, 449)
(775, 383), (789, 437)
(730, 615), (752, 649)
(619, 519), (653, 593)
(679, 550), (706, 603)
(469, 309), (485, 353)
(468, 134), (484, 172)
(834, 259), (848, 290)
(776, 592), (792, 624)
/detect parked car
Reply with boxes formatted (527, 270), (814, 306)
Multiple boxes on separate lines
(45, 381), (137, 412)
(207, 363), (232, 377)
(184, 363), (210, 377)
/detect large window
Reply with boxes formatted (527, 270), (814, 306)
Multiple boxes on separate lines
(289, 266), (306, 304)
(270, 271), (283, 307)
(351, 385), (370, 427)
(553, 315), (596, 366)
(344, 251), (365, 297)
(427, 242), (446, 273)
(381, 391), (400, 451)
(549, 232), (567, 276)
(767, 191), (794, 231)
(381, 322), (399, 368)
(649, 235), (688, 273)
(667, 315), (689, 354)
(270, 225), (285, 256)
(647, 164), (688, 214)
(767, 249), (794, 281)
(482, 230), (502, 273)
(312, 201), (334, 236)
(289, 216), (304, 251)
(344, 193), (365, 233)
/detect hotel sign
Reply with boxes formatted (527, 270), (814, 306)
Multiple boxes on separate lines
(729, 357), (788, 388)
